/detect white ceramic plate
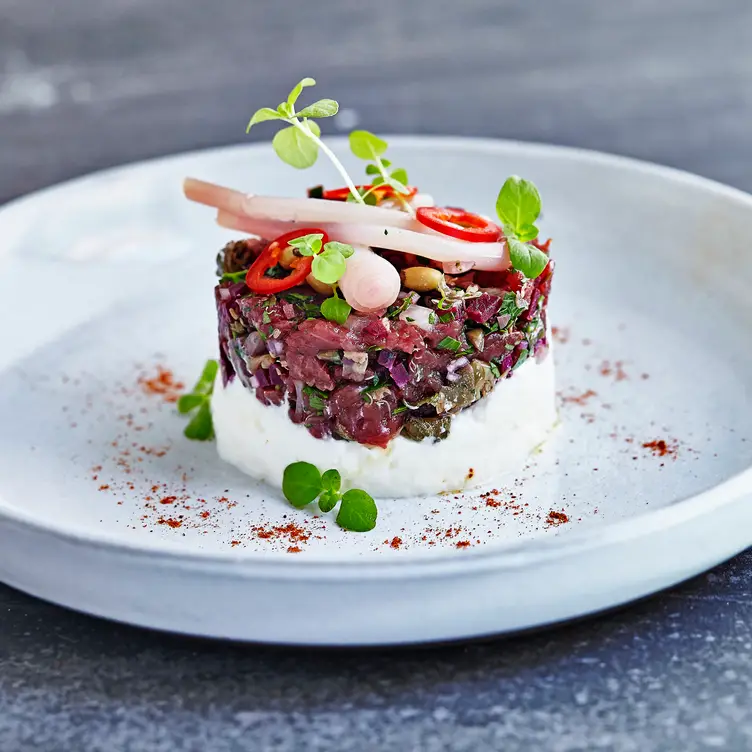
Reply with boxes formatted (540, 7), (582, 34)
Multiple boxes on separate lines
(0, 137), (751, 646)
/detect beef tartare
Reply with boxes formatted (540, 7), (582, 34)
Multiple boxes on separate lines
(182, 80), (557, 497)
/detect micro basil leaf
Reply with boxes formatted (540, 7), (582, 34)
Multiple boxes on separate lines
(318, 490), (340, 513)
(321, 468), (342, 493)
(286, 76), (316, 107)
(349, 130), (388, 160)
(365, 163), (380, 176)
(496, 176), (541, 239)
(246, 107), (282, 132)
(183, 402), (214, 441)
(389, 167), (409, 186)
(273, 123), (320, 169)
(296, 99), (339, 119)
(324, 241), (354, 258)
(282, 461), (323, 508)
(312, 250), (346, 284)
(507, 238), (549, 279)
(287, 233), (324, 256)
(320, 296), (352, 325)
(336, 489), (378, 532)
(177, 393), (204, 414)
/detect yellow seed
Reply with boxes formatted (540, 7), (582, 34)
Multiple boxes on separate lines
(279, 245), (298, 269)
(306, 273), (333, 295)
(401, 266), (444, 292)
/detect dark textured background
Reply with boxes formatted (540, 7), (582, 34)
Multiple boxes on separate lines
(2, 1), (752, 750)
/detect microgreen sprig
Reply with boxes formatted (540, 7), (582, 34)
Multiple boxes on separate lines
(247, 78), (364, 204)
(282, 462), (378, 532)
(349, 130), (413, 213)
(496, 176), (548, 279)
(287, 233), (355, 286)
(177, 359), (219, 441)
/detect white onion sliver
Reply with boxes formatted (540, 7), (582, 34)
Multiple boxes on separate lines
(399, 304), (436, 332)
(339, 246), (401, 313)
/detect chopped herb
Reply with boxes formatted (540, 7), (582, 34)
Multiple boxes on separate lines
(489, 361), (501, 378)
(220, 270), (247, 283)
(280, 291), (313, 302)
(438, 311), (455, 323)
(262, 310), (271, 324)
(281, 462), (378, 531)
(437, 336), (462, 352)
(264, 264), (288, 279)
(387, 294), (416, 319)
(499, 291), (527, 329)
(513, 349), (530, 370)
(429, 312), (438, 325)
(393, 405), (408, 415)
(303, 385), (329, 414)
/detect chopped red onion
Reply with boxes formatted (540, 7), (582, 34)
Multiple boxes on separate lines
(377, 350), (397, 369)
(268, 363), (285, 386)
(266, 338), (284, 357)
(342, 351), (369, 382)
(243, 331), (266, 357)
(446, 356), (470, 382)
(497, 314), (511, 329)
(390, 362), (410, 388)
(282, 302), (296, 319)
(251, 369), (270, 388)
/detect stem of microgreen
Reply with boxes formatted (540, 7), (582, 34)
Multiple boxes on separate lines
(372, 155), (415, 216)
(290, 119), (364, 204)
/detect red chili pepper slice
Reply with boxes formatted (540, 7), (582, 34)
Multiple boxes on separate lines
(322, 184), (419, 202)
(245, 228), (328, 294)
(415, 206), (502, 243)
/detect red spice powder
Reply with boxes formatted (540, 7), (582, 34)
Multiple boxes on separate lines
(157, 517), (182, 529)
(98, 484), (110, 491)
(560, 389), (597, 406)
(251, 522), (311, 545)
(138, 366), (184, 403)
(642, 439), (678, 458)
(287, 546), (302, 554)
(545, 510), (569, 527)
(386, 536), (402, 549)
(159, 495), (177, 505)
(230, 540), (241, 547)
(199, 511), (211, 519)
(455, 540), (471, 549)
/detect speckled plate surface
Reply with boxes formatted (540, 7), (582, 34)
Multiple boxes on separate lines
(0, 137), (750, 646)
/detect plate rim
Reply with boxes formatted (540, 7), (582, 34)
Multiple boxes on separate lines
(1, 135), (752, 576)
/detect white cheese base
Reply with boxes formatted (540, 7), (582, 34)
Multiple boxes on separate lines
(213, 354), (556, 499)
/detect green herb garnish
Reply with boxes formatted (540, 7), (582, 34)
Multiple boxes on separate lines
(489, 360), (501, 378)
(320, 294), (352, 325)
(282, 462), (378, 532)
(287, 233), (355, 286)
(178, 360), (219, 441)
(496, 176), (548, 279)
(436, 336), (463, 352)
(303, 385), (329, 414)
(220, 270), (248, 284)
(349, 130), (412, 211)
(247, 78), (364, 203)
(498, 291), (527, 329)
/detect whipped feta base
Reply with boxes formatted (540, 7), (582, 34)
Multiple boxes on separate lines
(212, 354), (556, 499)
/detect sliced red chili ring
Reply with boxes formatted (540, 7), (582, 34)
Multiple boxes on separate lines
(322, 184), (419, 202)
(245, 228), (328, 294)
(415, 206), (502, 243)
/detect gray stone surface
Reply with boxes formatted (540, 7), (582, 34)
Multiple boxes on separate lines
(2, 0), (752, 749)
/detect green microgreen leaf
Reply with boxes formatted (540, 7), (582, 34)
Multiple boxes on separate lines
(287, 77), (316, 107)
(321, 296), (352, 325)
(389, 167), (408, 186)
(287, 233), (324, 256)
(276, 102), (294, 118)
(496, 175), (541, 240)
(177, 393), (204, 414)
(336, 489), (378, 532)
(272, 124), (320, 169)
(436, 336), (463, 352)
(349, 130), (388, 160)
(296, 99), (339, 119)
(192, 359), (219, 395)
(183, 402), (214, 441)
(507, 238), (549, 279)
(282, 461), (323, 508)
(318, 490), (340, 513)
(324, 241), (354, 258)
(312, 249), (346, 285)
(365, 163), (380, 176)
(246, 107), (282, 132)
(321, 469), (342, 493)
